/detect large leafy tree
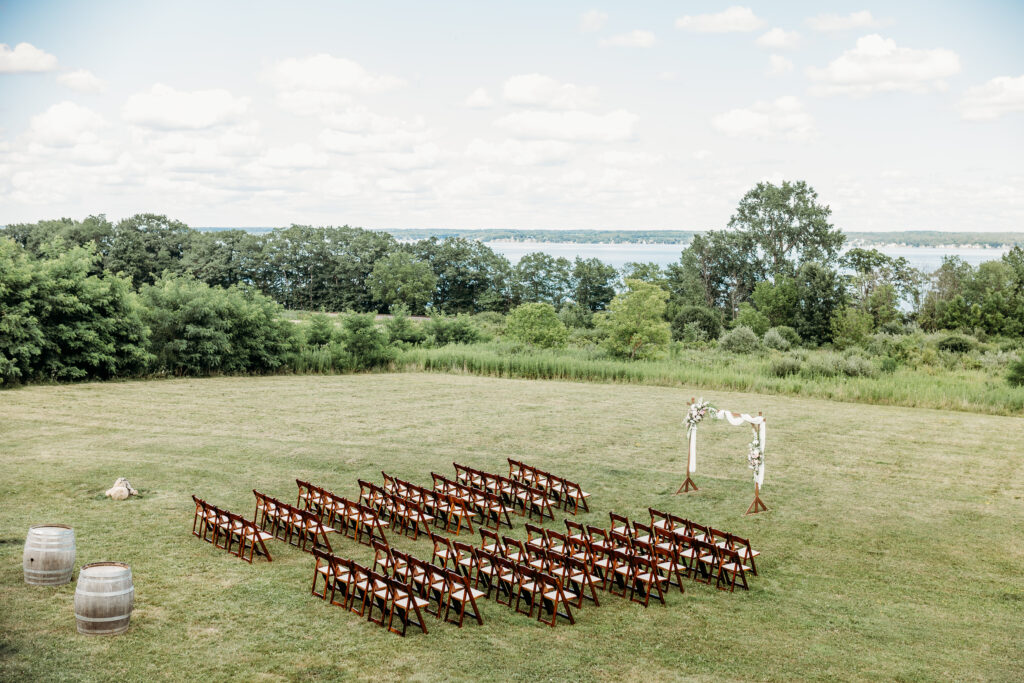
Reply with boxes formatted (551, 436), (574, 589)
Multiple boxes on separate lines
(512, 252), (572, 306)
(571, 257), (618, 311)
(366, 251), (437, 314)
(598, 279), (671, 359)
(505, 302), (568, 348)
(411, 237), (512, 313)
(103, 213), (192, 286)
(793, 262), (846, 344)
(183, 229), (268, 290)
(682, 230), (760, 316)
(728, 180), (844, 278)
(0, 239), (45, 384)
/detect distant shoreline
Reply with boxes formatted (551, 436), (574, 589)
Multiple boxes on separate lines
(194, 227), (1024, 248)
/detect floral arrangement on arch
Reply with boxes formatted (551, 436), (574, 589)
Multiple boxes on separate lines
(747, 431), (764, 482)
(685, 398), (717, 436)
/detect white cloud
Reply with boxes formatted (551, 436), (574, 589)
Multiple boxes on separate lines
(692, 149), (712, 161)
(464, 88), (494, 108)
(28, 101), (105, 147)
(676, 7), (763, 33)
(467, 139), (573, 166)
(495, 109), (638, 142)
(0, 42), (58, 72)
(598, 150), (663, 167)
(580, 10), (608, 33)
(601, 30), (657, 48)
(768, 55), (794, 76)
(123, 84), (250, 129)
(959, 75), (1024, 121)
(266, 54), (403, 115)
(317, 108), (433, 155)
(502, 74), (598, 109)
(756, 28), (800, 50)
(262, 143), (329, 169)
(712, 96), (815, 141)
(806, 11), (880, 32)
(56, 69), (107, 93)
(807, 35), (961, 96)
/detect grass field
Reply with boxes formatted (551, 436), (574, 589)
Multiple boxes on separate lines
(1, 374), (1022, 682)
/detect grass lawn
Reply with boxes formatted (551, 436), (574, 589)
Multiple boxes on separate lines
(1, 373), (1021, 682)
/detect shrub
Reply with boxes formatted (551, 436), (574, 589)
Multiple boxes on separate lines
(763, 327), (791, 351)
(1007, 359), (1024, 387)
(424, 314), (482, 346)
(598, 279), (671, 360)
(338, 313), (395, 370)
(842, 355), (878, 378)
(681, 321), (708, 344)
(880, 357), (899, 373)
(558, 302), (593, 329)
(867, 333), (898, 358)
(771, 356), (802, 377)
(830, 307), (874, 349)
(879, 320), (906, 335)
(937, 334), (976, 354)
(505, 303), (569, 348)
(719, 326), (760, 354)
(734, 303), (770, 337)
(305, 312), (337, 346)
(773, 326), (801, 347)
(384, 305), (426, 346)
(800, 353), (842, 378)
(671, 306), (722, 341)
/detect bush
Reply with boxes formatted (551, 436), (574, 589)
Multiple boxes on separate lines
(1007, 359), (1024, 387)
(719, 326), (760, 354)
(879, 320), (906, 335)
(771, 356), (802, 377)
(681, 321), (708, 344)
(338, 313), (395, 370)
(558, 302), (594, 329)
(424, 314), (482, 346)
(505, 303), (569, 348)
(880, 357), (899, 373)
(305, 312), (337, 346)
(937, 334), (976, 354)
(763, 328), (791, 351)
(734, 303), (770, 337)
(830, 307), (874, 348)
(842, 355), (878, 378)
(384, 305), (426, 346)
(773, 326), (801, 347)
(671, 306), (722, 341)
(800, 353), (842, 378)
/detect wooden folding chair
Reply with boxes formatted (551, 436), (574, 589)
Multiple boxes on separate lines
(445, 495), (474, 535)
(587, 526), (612, 554)
(629, 554), (668, 607)
(453, 541), (477, 579)
(366, 570), (392, 627)
(348, 563), (372, 617)
(718, 547), (750, 592)
(525, 523), (547, 553)
(565, 555), (600, 606)
(562, 480), (591, 514)
(565, 519), (587, 542)
(537, 572), (576, 626)
(720, 531), (760, 576)
(387, 577), (429, 636)
(443, 569), (485, 627)
(633, 521), (654, 548)
(607, 549), (635, 598)
(649, 507), (672, 532)
(480, 527), (501, 556)
(514, 565), (541, 617)
(372, 539), (399, 576)
(502, 536), (528, 564)
(312, 547), (335, 600)
(422, 562), (449, 618)
(430, 532), (457, 569)
(545, 529), (567, 556)
(472, 548), (497, 596)
(693, 539), (720, 585)
(236, 514), (273, 563)
(609, 511), (631, 537)
(493, 555), (518, 606)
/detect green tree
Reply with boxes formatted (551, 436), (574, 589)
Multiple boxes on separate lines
(513, 252), (572, 306)
(571, 257), (617, 311)
(412, 237), (512, 313)
(830, 307), (874, 348)
(670, 305), (722, 341)
(734, 302), (770, 336)
(793, 261), (847, 345)
(750, 276), (799, 328)
(597, 279), (671, 359)
(367, 251), (437, 314)
(0, 239), (44, 384)
(728, 180), (844, 278)
(103, 213), (192, 286)
(383, 304), (426, 345)
(505, 303), (568, 348)
(183, 229), (267, 290)
(305, 312), (337, 346)
(337, 313), (395, 370)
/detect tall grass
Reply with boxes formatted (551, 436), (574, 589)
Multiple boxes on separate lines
(396, 343), (1024, 415)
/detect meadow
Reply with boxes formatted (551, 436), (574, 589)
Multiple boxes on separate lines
(1, 373), (1022, 682)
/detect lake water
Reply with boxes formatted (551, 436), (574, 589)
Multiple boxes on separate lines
(485, 242), (1011, 273)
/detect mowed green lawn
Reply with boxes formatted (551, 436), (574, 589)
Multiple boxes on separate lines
(1, 374), (1021, 682)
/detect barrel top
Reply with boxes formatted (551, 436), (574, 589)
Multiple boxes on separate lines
(29, 524), (73, 536)
(80, 562), (130, 577)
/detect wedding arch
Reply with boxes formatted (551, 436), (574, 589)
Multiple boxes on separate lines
(676, 397), (769, 515)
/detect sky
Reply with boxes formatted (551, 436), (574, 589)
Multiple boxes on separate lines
(0, 1), (1022, 232)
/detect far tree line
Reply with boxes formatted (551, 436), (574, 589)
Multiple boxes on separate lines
(4, 180), (1024, 349)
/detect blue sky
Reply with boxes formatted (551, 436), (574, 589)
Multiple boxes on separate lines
(1, 1), (1022, 231)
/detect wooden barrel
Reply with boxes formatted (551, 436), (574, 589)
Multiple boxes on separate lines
(74, 562), (134, 635)
(23, 524), (76, 586)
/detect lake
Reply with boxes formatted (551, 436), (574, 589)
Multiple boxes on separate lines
(484, 242), (1011, 272)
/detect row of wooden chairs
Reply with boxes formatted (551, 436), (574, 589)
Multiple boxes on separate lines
(359, 479), (445, 540)
(430, 472), (514, 530)
(371, 541), (485, 629)
(380, 472), (477, 535)
(508, 458), (592, 514)
(252, 489), (336, 553)
(454, 462), (557, 521)
(191, 495), (273, 563)
(647, 508), (761, 576)
(311, 549), (431, 637)
(295, 479), (389, 546)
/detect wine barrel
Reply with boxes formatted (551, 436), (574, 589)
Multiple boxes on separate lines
(23, 524), (76, 586)
(74, 562), (134, 635)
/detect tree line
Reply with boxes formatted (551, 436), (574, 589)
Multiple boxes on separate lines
(4, 180), (1024, 385)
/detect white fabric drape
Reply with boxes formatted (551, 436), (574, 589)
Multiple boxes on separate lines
(687, 430), (697, 473)
(756, 421), (766, 487)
